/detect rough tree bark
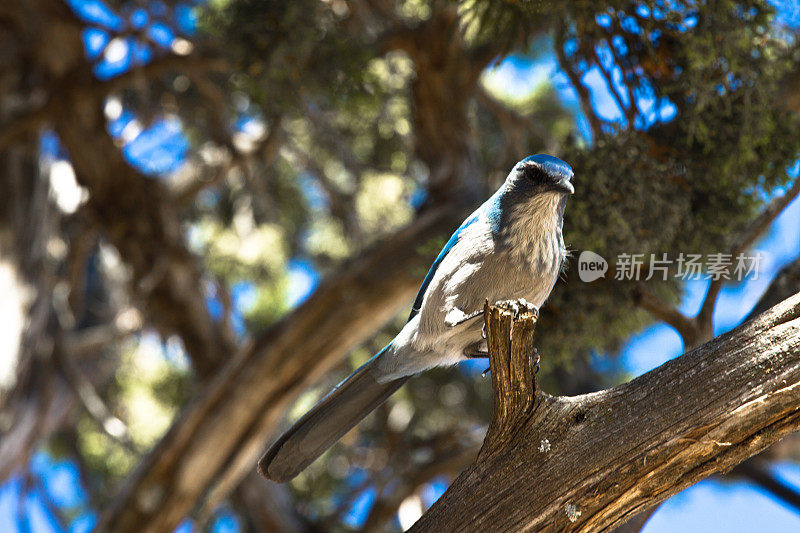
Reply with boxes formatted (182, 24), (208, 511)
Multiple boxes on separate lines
(412, 293), (800, 532)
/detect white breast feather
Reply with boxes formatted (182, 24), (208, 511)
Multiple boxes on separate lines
(505, 192), (566, 277)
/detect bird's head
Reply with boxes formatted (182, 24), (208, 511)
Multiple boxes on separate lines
(507, 154), (574, 196)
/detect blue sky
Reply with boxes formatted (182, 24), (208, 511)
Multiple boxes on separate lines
(3, 1), (800, 531)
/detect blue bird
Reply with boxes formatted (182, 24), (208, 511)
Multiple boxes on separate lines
(259, 154), (574, 482)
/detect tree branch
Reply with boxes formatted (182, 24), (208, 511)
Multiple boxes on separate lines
(632, 283), (698, 346)
(411, 293), (800, 531)
(697, 177), (800, 332)
(732, 459), (800, 513)
(634, 178), (800, 349)
(52, 343), (137, 453)
(481, 300), (539, 457)
(97, 202), (472, 533)
(747, 255), (800, 320)
(555, 27), (603, 140)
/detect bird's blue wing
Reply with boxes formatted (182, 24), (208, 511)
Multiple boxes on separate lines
(407, 208), (483, 322)
(408, 219), (470, 322)
(407, 187), (503, 322)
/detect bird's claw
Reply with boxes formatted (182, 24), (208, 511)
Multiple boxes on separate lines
(495, 298), (539, 320)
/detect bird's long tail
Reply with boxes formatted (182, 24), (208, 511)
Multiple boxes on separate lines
(258, 349), (408, 482)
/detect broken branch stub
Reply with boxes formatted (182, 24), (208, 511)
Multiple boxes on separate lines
(481, 300), (540, 457)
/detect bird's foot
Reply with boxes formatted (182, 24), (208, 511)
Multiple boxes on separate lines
(495, 298), (539, 320)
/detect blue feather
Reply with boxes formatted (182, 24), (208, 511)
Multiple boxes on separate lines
(407, 187), (504, 321)
(522, 154), (573, 182)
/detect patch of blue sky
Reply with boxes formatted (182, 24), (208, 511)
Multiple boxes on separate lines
(644, 473), (800, 532)
(421, 475), (450, 507)
(206, 294), (224, 320)
(175, 3), (198, 35)
(548, 70), (593, 141)
(210, 509), (241, 533)
(203, 284), (247, 339)
(287, 259), (319, 308)
(409, 187), (429, 209)
(231, 281), (257, 314)
(30, 453), (87, 510)
(174, 518), (193, 533)
(107, 110), (135, 137)
(343, 487), (377, 528)
(131, 39), (154, 66)
(582, 66), (625, 123)
(788, 159), (800, 179)
(620, 14), (643, 35)
(619, 324), (683, 377)
(131, 8), (149, 29)
(771, 0), (800, 28)
(148, 23), (176, 48)
(0, 476), (62, 533)
(772, 461), (800, 489)
(594, 42), (632, 109)
(24, 490), (62, 533)
(298, 172), (328, 211)
(635, 90), (678, 127)
(481, 53), (557, 104)
(611, 35), (628, 56)
(70, 512), (97, 533)
(40, 130), (62, 160)
(123, 118), (189, 175)
(596, 13), (612, 28)
(93, 39), (132, 80)
(82, 27), (110, 60)
(235, 115), (266, 138)
(482, 39), (620, 142)
(65, 0), (123, 31)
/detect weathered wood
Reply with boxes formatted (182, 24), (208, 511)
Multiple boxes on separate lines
(481, 300), (539, 459)
(412, 293), (800, 532)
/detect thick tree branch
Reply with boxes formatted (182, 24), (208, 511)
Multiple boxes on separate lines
(412, 293), (800, 532)
(98, 203), (472, 533)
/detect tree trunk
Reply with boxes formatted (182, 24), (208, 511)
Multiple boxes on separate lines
(412, 293), (800, 532)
